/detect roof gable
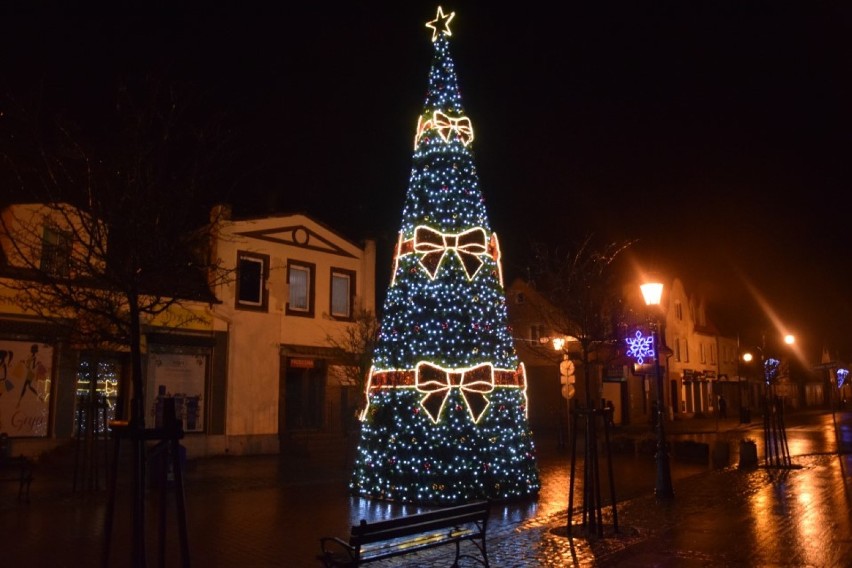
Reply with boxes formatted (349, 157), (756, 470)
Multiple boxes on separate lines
(234, 223), (357, 259)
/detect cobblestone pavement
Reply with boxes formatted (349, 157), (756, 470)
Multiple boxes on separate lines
(3, 410), (851, 567)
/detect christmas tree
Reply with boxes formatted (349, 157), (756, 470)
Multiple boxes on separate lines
(350, 7), (540, 505)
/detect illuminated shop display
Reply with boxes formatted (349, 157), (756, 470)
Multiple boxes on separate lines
(349, 7), (540, 505)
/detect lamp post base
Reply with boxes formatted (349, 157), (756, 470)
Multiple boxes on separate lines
(654, 409), (675, 499)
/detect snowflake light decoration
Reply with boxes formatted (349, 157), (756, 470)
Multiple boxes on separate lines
(764, 357), (781, 385)
(837, 368), (848, 389)
(625, 330), (655, 365)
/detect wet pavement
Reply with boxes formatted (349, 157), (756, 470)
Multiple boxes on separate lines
(3, 409), (851, 567)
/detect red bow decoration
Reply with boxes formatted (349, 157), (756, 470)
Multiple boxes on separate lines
(414, 226), (488, 279)
(415, 362), (494, 423)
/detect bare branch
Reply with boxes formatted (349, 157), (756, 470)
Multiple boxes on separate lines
(324, 306), (380, 398)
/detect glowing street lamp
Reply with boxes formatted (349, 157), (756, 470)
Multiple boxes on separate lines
(640, 280), (675, 499)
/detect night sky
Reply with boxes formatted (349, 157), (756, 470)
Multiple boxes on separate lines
(2, 2), (850, 360)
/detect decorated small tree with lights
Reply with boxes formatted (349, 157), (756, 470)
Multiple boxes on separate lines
(350, 7), (540, 505)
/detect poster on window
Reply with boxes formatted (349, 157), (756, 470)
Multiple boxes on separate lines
(146, 353), (206, 433)
(0, 340), (52, 437)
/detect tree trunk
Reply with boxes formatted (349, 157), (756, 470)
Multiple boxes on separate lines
(129, 295), (147, 567)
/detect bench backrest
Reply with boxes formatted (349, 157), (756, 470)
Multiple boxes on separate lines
(349, 500), (489, 547)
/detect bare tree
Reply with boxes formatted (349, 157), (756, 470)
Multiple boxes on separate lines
(325, 306), (380, 401)
(0, 77), (233, 567)
(525, 232), (635, 537)
(527, 233), (635, 407)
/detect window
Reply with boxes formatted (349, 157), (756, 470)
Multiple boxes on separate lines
(700, 343), (706, 364)
(41, 225), (72, 277)
(675, 301), (683, 321)
(710, 344), (717, 365)
(529, 324), (545, 342)
(75, 357), (121, 435)
(235, 252), (268, 311)
(674, 338), (682, 362)
(146, 351), (209, 433)
(330, 268), (355, 319)
(287, 260), (315, 317)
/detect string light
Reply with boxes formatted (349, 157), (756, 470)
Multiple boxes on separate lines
(350, 7), (539, 505)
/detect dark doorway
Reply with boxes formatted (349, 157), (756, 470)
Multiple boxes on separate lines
(281, 357), (326, 431)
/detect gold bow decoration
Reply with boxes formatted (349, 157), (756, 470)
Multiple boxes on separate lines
(392, 229), (503, 286)
(413, 226), (488, 279)
(414, 111), (475, 148)
(415, 362), (494, 423)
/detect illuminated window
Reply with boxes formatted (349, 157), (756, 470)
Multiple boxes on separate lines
(287, 260), (315, 317)
(41, 225), (72, 277)
(330, 268), (354, 319)
(75, 357), (121, 434)
(235, 252), (268, 311)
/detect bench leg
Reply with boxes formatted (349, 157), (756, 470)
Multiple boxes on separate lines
(18, 466), (33, 502)
(460, 538), (489, 568)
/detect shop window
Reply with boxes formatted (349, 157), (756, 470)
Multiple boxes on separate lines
(287, 260), (315, 317)
(146, 351), (209, 433)
(75, 357), (121, 435)
(0, 340), (53, 437)
(236, 251), (268, 311)
(330, 268), (354, 319)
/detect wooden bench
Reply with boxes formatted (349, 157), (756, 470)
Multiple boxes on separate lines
(318, 500), (490, 567)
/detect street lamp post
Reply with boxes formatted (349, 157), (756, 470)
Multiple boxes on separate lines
(640, 281), (675, 499)
(552, 336), (575, 447)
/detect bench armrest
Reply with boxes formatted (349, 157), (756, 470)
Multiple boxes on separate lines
(318, 536), (357, 564)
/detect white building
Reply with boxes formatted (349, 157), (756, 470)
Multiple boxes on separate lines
(204, 206), (376, 457)
(0, 203), (376, 462)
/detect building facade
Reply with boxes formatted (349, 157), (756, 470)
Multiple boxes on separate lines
(205, 207), (376, 458)
(506, 275), (765, 430)
(0, 203), (375, 463)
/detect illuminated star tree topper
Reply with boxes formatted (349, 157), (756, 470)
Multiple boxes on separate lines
(425, 6), (455, 41)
